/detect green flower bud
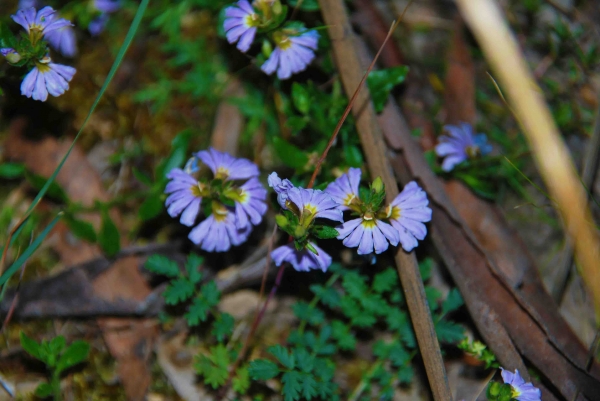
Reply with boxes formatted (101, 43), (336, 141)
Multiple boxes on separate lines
(275, 214), (289, 229)
(272, 0), (283, 15)
(293, 225), (306, 238)
(371, 176), (384, 194)
(487, 381), (501, 398)
(262, 39), (273, 58)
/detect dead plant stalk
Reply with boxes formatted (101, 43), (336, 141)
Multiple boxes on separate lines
(454, 0), (600, 321)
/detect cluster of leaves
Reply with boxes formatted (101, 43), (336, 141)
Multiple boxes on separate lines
(248, 261), (465, 400)
(20, 333), (90, 400)
(486, 381), (520, 401)
(458, 337), (498, 369)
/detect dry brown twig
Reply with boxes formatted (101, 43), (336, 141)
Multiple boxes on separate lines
(318, 0), (451, 399)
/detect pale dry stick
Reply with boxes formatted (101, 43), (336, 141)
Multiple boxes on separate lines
(318, 0), (451, 400)
(455, 0), (600, 320)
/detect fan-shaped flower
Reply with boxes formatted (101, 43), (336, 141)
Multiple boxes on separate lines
(262, 30), (319, 80)
(336, 217), (399, 255)
(188, 207), (252, 252)
(224, 0), (259, 53)
(500, 368), (541, 401)
(12, 6), (72, 37)
(94, 0), (121, 13)
(268, 172), (294, 209)
(287, 187), (343, 225)
(18, 0), (39, 10)
(164, 168), (206, 227)
(325, 167), (361, 210)
(386, 181), (432, 252)
(21, 61), (76, 102)
(435, 122), (492, 172)
(45, 24), (77, 57)
(197, 147), (259, 180)
(271, 242), (332, 272)
(233, 177), (268, 229)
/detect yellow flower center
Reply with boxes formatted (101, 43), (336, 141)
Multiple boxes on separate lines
(212, 202), (229, 222)
(466, 145), (480, 158)
(190, 182), (208, 198)
(215, 167), (230, 180)
(273, 31), (293, 50)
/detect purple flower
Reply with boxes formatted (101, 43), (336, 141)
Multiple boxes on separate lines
(500, 368), (541, 401)
(234, 177), (268, 229)
(224, 0), (258, 53)
(45, 24), (77, 57)
(386, 181), (432, 252)
(435, 123), (492, 172)
(188, 209), (252, 252)
(287, 187), (343, 225)
(12, 7), (72, 37)
(268, 172), (294, 209)
(94, 0), (121, 13)
(262, 30), (319, 80)
(164, 168), (205, 227)
(272, 242), (332, 272)
(325, 167), (361, 210)
(1, 48), (22, 63)
(88, 14), (109, 36)
(197, 147), (259, 180)
(336, 217), (399, 255)
(21, 61), (76, 102)
(17, 0), (39, 9)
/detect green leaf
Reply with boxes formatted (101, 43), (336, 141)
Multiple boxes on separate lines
(293, 348), (314, 373)
(34, 383), (53, 398)
(419, 258), (433, 281)
(311, 225), (339, 240)
(397, 365), (414, 385)
(282, 371), (302, 401)
(287, 0), (320, 11)
(292, 302), (324, 326)
(145, 254), (180, 277)
(49, 336), (66, 354)
(57, 341), (89, 373)
(342, 272), (369, 299)
(300, 373), (318, 400)
(20, 332), (42, 361)
(64, 216), (97, 243)
(185, 253), (204, 284)
(372, 268), (398, 293)
(233, 365), (250, 394)
(200, 280), (221, 307)
(139, 196), (163, 221)
(156, 130), (193, 178)
(132, 167), (153, 186)
(367, 66), (409, 112)
(25, 172), (68, 202)
(164, 278), (195, 305)
(309, 284), (340, 308)
(425, 286), (442, 311)
(211, 313), (234, 342)
(268, 345), (295, 370)
(99, 209), (120, 257)
(343, 145), (363, 168)
(272, 137), (309, 169)
(185, 297), (210, 326)
(291, 82), (310, 114)
(331, 320), (356, 351)
(249, 359), (280, 380)
(0, 163), (25, 179)
(435, 320), (465, 343)
(196, 355), (228, 389)
(441, 288), (464, 316)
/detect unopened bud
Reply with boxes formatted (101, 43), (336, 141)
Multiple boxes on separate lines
(1, 48), (21, 64)
(487, 382), (501, 398)
(272, 0), (283, 15)
(372, 177), (384, 194)
(262, 39), (273, 58)
(293, 225), (306, 238)
(275, 214), (289, 229)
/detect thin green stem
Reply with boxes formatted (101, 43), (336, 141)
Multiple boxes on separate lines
(51, 369), (62, 401)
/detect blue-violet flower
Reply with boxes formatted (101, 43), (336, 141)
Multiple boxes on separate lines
(268, 172), (294, 209)
(21, 60), (76, 101)
(165, 168), (204, 227)
(500, 368), (542, 401)
(435, 122), (492, 172)
(385, 181), (432, 252)
(45, 23), (77, 57)
(12, 7), (72, 39)
(272, 242), (332, 272)
(262, 30), (319, 80)
(224, 0), (258, 53)
(197, 147), (259, 181)
(188, 207), (252, 252)
(325, 167), (361, 211)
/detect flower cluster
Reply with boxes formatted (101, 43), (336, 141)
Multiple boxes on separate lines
(487, 368), (541, 401)
(223, 0), (319, 80)
(435, 122), (492, 172)
(268, 169), (432, 273)
(2, 6), (76, 101)
(165, 148), (267, 252)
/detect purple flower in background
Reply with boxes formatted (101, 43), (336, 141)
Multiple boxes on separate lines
(197, 147), (259, 180)
(94, 0), (121, 13)
(234, 177), (268, 229)
(45, 24), (77, 57)
(21, 61), (76, 102)
(224, 0), (258, 53)
(272, 242), (332, 272)
(287, 187), (343, 225)
(386, 181), (432, 252)
(165, 168), (205, 227)
(336, 216), (399, 255)
(1, 48), (22, 63)
(12, 7), (72, 37)
(435, 122), (492, 172)
(500, 369), (541, 401)
(188, 209), (252, 252)
(18, 0), (39, 9)
(262, 30), (319, 80)
(268, 172), (294, 209)
(325, 167), (361, 210)
(88, 14), (109, 36)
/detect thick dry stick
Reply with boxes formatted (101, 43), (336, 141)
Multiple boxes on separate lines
(318, 1), (451, 400)
(455, 0), (600, 320)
